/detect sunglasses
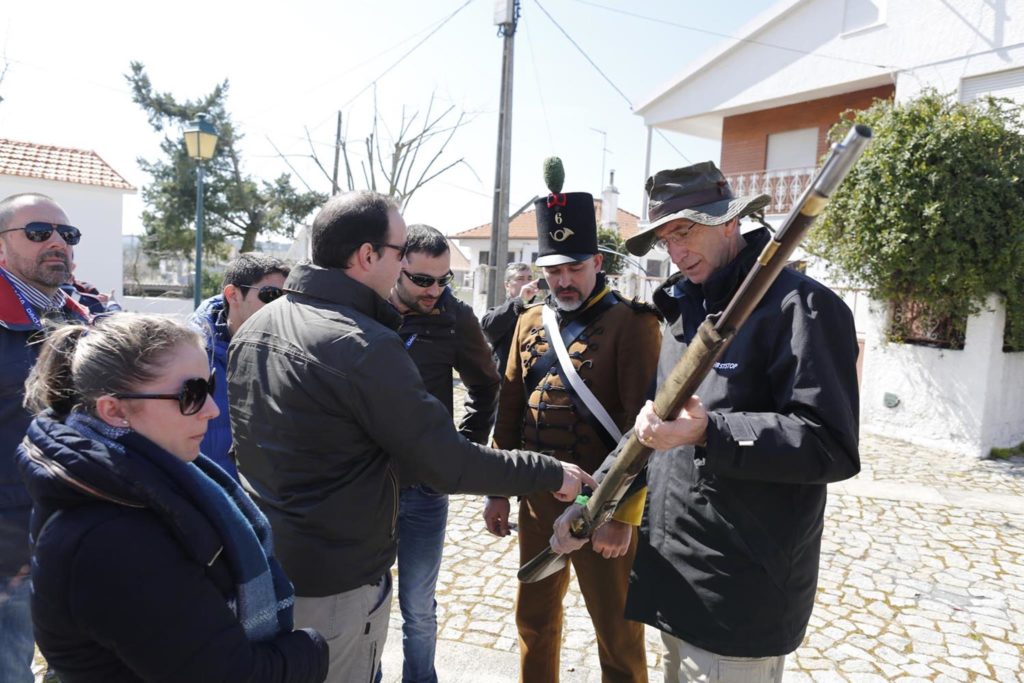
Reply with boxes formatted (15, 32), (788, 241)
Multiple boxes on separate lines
(114, 370), (216, 416)
(403, 270), (454, 288)
(238, 284), (284, 304)
(0, 222), (82, 246)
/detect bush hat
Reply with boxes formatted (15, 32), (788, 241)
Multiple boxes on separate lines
(625, 161), (770, 256)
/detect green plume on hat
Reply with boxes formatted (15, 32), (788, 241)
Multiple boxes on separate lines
(543, 157), (565, 195)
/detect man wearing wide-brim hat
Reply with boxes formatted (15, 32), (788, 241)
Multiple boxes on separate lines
(552, 161), (861, 683)
(485, 160), (661, 682)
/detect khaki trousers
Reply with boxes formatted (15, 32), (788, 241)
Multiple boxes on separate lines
(293, 574), (392, 683)
(516, 493), (648, 683)
(661, 632), (785, 683)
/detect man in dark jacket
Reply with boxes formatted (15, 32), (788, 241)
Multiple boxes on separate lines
(481, 262), (538, 375)
(228, 191), (594, 683)
(0, 192), (90, 683)
(552, 163), (860, 683)
(386, 223), (500, 683)
(189, 253), (289, 479)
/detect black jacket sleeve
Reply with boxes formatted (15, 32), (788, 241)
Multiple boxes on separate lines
(704, 287), (860, 485)
(454, 300), (501, 444)
(68, 514), (329, 683)
(345, 335), (564, 496)
(481, 298), (522, 348)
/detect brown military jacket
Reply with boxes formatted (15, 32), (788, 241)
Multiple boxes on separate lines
(493, 289), (662, 473)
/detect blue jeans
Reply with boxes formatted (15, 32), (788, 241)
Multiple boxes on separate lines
(0, 571), (34, 683)
(395, 485), (448, 683)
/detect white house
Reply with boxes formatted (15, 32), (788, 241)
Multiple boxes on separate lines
(634, 0), (1024, 457)
(0, 138), (135, 298)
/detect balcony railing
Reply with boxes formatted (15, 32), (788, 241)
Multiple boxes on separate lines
(724, 166), (818, 215)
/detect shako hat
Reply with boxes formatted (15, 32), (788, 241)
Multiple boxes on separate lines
(534, 157), (598, 267)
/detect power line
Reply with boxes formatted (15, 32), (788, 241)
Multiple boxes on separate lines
(338, 0), (476, 111)
(532, 0), (633, 108)
(531, 0), (690, 164)
(571, 0), (900, 71)
(521, 13), (556, 151)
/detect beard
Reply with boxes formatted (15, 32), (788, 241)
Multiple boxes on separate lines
(553, 287), (584, 312)
(395, 281), (438, 315)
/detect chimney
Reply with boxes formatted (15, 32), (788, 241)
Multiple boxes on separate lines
(601, 169), (619, 230)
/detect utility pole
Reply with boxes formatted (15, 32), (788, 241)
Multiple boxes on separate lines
(331, 111), (342, 195)
(487, 0), (519, 308)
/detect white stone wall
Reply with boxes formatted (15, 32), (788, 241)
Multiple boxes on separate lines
(0, 176), (131, 298)
(120, 295), (194, 318)
(861, 295), (1024, 458)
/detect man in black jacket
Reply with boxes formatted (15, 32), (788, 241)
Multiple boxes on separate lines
(481, 262), (538, 375)
(0, 192), (90, 683)
(387, 224), (500, 682)
(228, 191), (594, 683)
(553, 163), (860, 683)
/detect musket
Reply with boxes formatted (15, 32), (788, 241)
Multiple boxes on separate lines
(519, 124), (873, 583)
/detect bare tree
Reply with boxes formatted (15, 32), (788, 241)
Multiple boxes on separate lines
(278, 91), (476, 209)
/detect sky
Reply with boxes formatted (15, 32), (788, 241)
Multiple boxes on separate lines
(0, 0), (781, 239)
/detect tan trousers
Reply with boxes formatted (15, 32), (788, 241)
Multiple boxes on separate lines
(661, 632), (785, 683)
(516, 493), (648, 683)
(293, 574), (392, 683)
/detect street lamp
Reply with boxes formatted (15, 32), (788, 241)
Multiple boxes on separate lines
(183, 113), (219, 308)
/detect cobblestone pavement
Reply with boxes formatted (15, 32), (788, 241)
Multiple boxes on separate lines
(379, 384), (1024, 682)
(34, 385), (1024, 682)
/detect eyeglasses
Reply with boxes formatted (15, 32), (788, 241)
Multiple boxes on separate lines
(238, 284), (284, 304)
(402, 270), (454, 288)
(114, 370), (216, 416)
(652, 223), (697, 252)
(0, 222), (82, 246)
(373, 242), (409, 260)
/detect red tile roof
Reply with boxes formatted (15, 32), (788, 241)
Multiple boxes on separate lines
(0, 138), (135, 191)
(452, 199), (641, 240)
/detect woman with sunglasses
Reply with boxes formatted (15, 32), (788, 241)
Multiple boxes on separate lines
(16, 314), (328, 683)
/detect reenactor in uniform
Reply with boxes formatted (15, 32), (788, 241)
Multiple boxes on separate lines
(483, 161), (661, 683)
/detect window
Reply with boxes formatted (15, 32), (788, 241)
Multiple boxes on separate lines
(961, 67), (1024, 105)
(479, 251), (489, 267)
(766, 128), (819, 170)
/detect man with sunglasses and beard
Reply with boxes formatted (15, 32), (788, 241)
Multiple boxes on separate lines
(190, 253), (290, 480)
(0, 193), (90, 683)
(385, 224), (500, 683)
(485, 178), (661, 683)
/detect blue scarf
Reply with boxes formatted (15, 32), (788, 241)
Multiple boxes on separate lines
(66, 413), (295, 642)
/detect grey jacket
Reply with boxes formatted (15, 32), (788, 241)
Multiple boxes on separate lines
(227, 263), (563, 597)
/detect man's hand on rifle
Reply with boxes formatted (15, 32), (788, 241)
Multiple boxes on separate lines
(483, 496), (512, 537)
(592, 519), (632, 559)
(634, 396), (708, 451)
(554, 463), (598, 502)
(550, 504), (589, 555)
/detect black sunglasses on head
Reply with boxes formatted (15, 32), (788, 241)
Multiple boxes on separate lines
(0, 222), (82, 245)
(403, 270), (455, 288)
(238, 284), (284, 304)
(114, 370), (216, 416)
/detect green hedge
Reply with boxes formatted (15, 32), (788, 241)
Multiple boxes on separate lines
(806, 90), (1024, 351)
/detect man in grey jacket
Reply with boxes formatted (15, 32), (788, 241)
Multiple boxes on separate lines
(228, 190), (594, 683)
